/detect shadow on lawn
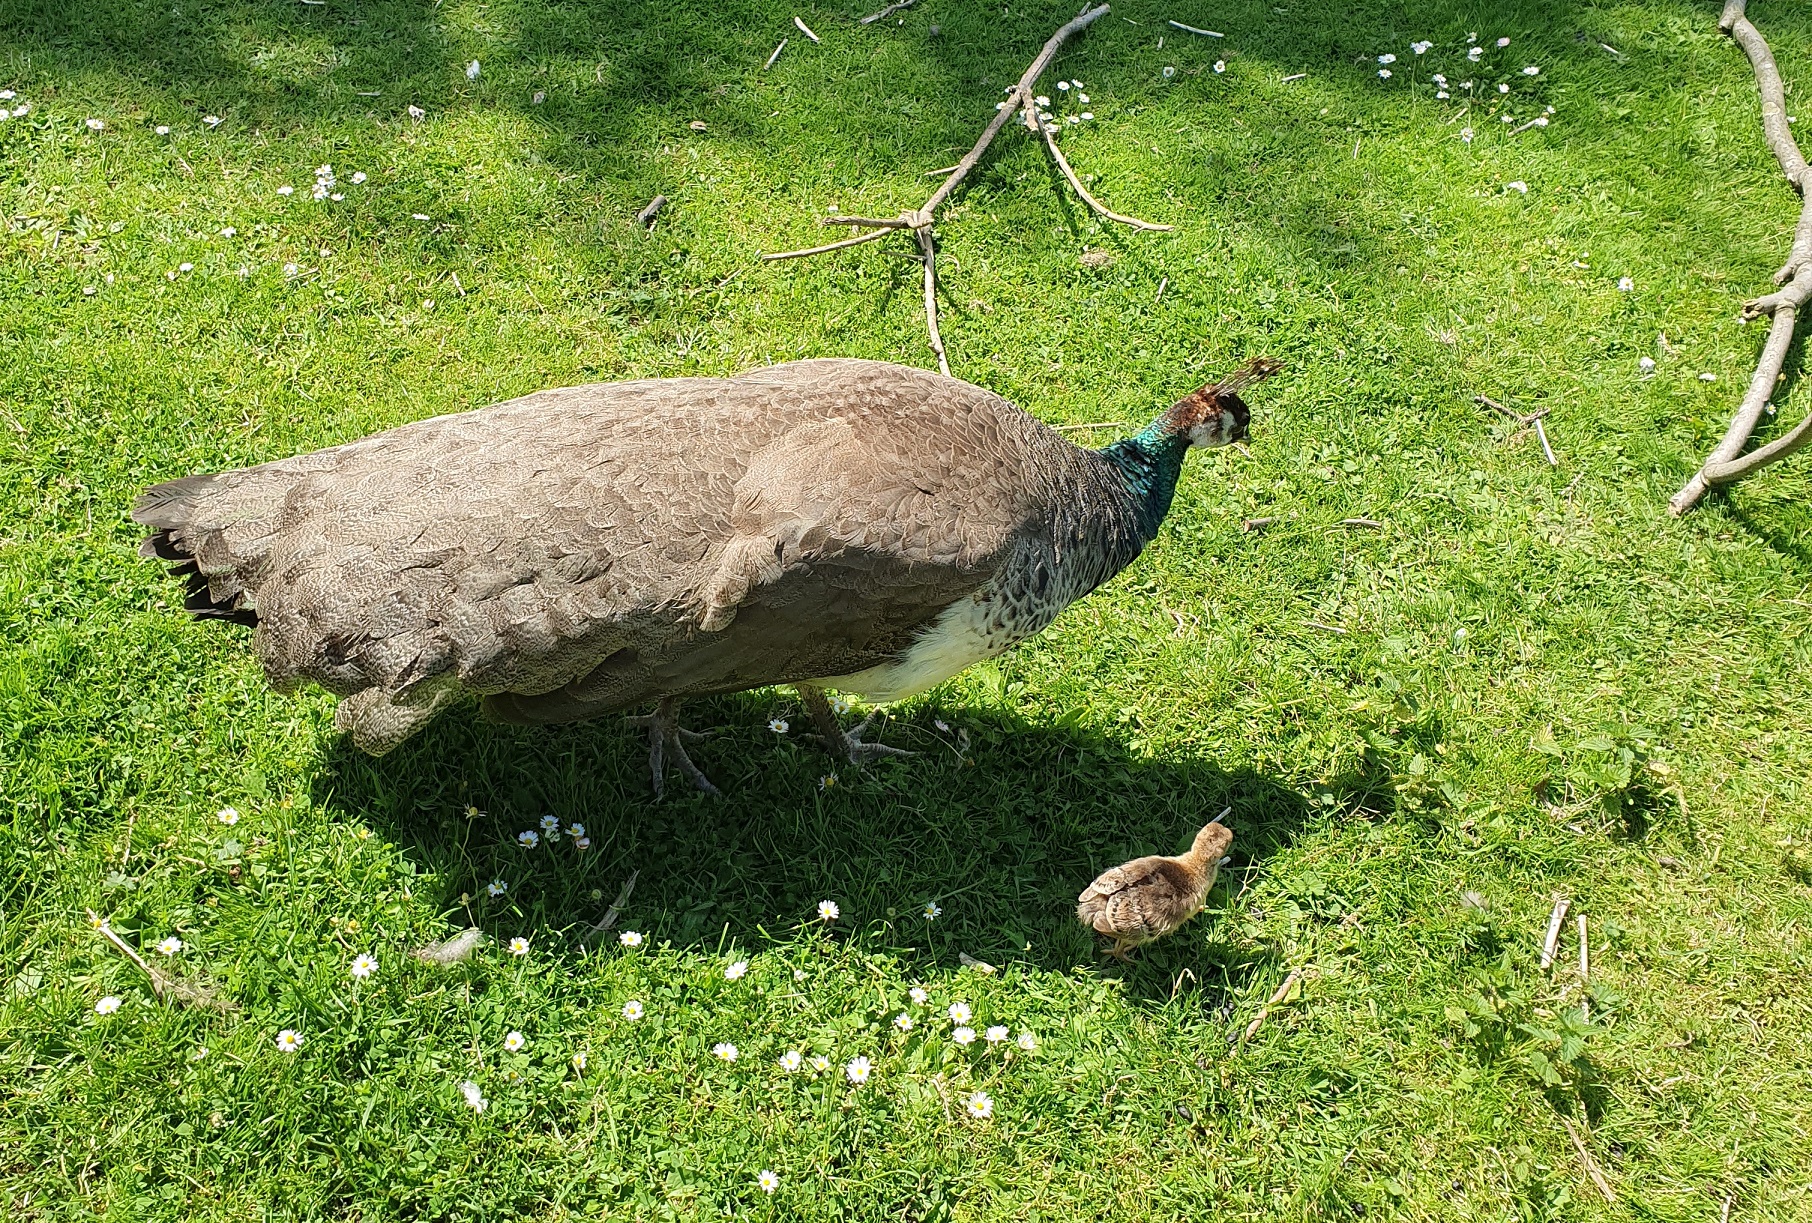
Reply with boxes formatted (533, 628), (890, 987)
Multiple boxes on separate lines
(313, 688), (1356, 1006)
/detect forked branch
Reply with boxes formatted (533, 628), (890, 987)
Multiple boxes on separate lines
(1671, 0), (1812, 514)
(761, 3), (1171, 371)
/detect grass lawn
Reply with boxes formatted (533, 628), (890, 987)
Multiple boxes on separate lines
(5, 0), (1812, 1217)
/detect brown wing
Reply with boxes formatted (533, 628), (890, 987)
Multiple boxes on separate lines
(1076, 855), (1203, 943)
(134, 360), (1056, 752)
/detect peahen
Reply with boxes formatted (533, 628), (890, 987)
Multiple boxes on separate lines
(134, 356), (1280, 795)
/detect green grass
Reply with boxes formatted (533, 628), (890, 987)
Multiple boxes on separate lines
(4, 0), (1812, 1217)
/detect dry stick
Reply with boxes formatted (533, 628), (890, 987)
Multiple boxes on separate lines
(917, 227), (951, 376)
(1671, 0), (1812, 513)
(1534, 416), (1558, 466)
(793, 15), (821, 42)
(1167, 20), (1222, 36)
(88, 910), (233, 1011)
(1563, 1118), (1618, 1204)
(1034, 103), (1174, 231)
(1540, 895), (1570, 969)
(764, 39), (787, 70)
(1242, 966), (1307, 1041)
(1578, 913), (1589, 981)
(859, 0), (916, 23)
(636, 195), (668, 228)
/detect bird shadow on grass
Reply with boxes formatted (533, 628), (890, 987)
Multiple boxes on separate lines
(313, 689), (1337, 1008)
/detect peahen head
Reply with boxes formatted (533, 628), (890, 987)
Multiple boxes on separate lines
(1098, 356), (1283, 539)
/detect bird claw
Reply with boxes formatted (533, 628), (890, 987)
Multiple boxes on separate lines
(807, 714), (916, 765)
(623, 700), (721, 799)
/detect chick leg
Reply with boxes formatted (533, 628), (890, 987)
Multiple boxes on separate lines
(622, 698), (721, 800)
(796, 684), (915, 766)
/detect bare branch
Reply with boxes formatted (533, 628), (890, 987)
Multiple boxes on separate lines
(918, 227), (950, 376)
(1534, 416), (1558, 466)
(858, 0), (916, 23)
(1540, 895), (1570, 970)
(764, 39), (787, 70)
(1034, 105), (1175, 231)
(1673, 0), (1812, 513)
(636, 195), (668, 228)
(762, 224), (899, 262)
(1563, 1117), (1618, 1204)
(793, 16), (821, 43)
(1167, 20), (1222, 37)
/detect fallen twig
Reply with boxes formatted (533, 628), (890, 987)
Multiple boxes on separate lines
(588, 870), (641, 939)
(762, 4), (1165, 370)
(1033, 103), (1173, 231)
(88, 909), (235, 1012)
(1577, 913), (1589, 982)
(1242, 965), (1307, 1041)
(1534, 416), (1558, 466)
(1303, 620), (1347, 635)
(793, 15), (821, 42)
(764, 39), (787, 70)
(1281, 72), (1307, 83)
(1671, 0), (1812, 513)
(859, 0), (916, 23)
(636, 195), (669, 228)
(1562, 1117), (1618, 1203)
(1167, 20), (1222, 36)
(1540, 895), (1570, 969)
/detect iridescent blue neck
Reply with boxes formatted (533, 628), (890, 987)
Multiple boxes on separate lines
(1097, 420), (1191, 542)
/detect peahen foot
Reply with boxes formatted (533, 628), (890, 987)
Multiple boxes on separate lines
(623, 697), (720, 800)
(797, 685), (916, 767)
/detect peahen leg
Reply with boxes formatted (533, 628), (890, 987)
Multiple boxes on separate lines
(796, 684), (915, 767)
(622, 697), (721, 799)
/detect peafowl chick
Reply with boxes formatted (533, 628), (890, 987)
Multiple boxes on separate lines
(1077, 814), (1234, 960)
(134, 357), (1280, 796)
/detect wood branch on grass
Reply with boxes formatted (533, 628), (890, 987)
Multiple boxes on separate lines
(1671, 0), (1812, 514)
(762, 3), (1169, 372)
(859, 0), (916, 23)
(89, 909), (235, 1012)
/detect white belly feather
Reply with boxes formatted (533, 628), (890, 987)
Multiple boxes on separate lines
(815, 588), (1022, 703)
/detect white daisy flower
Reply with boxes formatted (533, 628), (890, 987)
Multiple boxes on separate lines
(503, 1030), (526, 1052)
(95, 995), (123, 1015)
(1437, 91), (1450, 99)
(518, 830), (539, 849)
(1523, 65), (1539, 76)
(622, 1000), (645, 1020)
(0, 91), (13, 100)
(830, 695), (851, 714)
(329, 192), (343, 201)
(893, 1012), (914, 1033)
(466, 61), (481, 80)
(191, 1046), (208, 1060)
(350, 953), (378, 978)
(909, 986), (929, 1005)
(1534, 116), (1549, 126)
(984, 1025), (1009, 1044)
(1077, 94), (1089, 104)
(1057, 81), (1070, 91)
(1377, 54), (1396, 64)
(952, 1026), (976, 1046)
(768, 718), (788, 733)
(1080, 112), (1094, 121)
(407, 105), (426, 120)
(712, 1042), (738, 1062)
(487, 879), (508, 897)
(1639, 356), (1656, 373)
(1433, 73), (1447, 85)
(1035, 95), (1050, 106)
(1213, 61), (1225, 74)
(1506, 180), (1528, 193)
(779, 1049), (803, 1072)
(562, 822), (585, 839)
(966, 1090), (993, 1118)
(1460, 127), (1475, 143)
(817, 900), (840, 922)
(1700, 373), (1717, 382)
(177, 262), (193, 273)
(277, 185), (294, 196)
(203, 115), (222, 127)
(571, 1051), (587, 1071)
(157, 936), (183, 956)
(351, 171), (367, 184)
(923, 902), (941, 920)
(818, 774), (837, 790)
(283, 263), (299, 276)
(1619, 276), (1634, 291)
(1017, 1031), (1038, 1051)
(1412, 41), (1432, 54)
(85, 117), (104, 130)
(11, 105), (27, 117)
(1468, 46), (1484, 61)
(539, 815), (560, 834)
(1378, 69), (1392, 79)
(948, 1002), (972, 1024)
(1162, 66), (1176, 79)
(1496, 36), (1511, 47)
(312, 183), (329, 201)
(1498, 82), (1510, 94)
(619, 930), (644, 948)
(155, 124), (170, 135)
(757, 1170), (780, 1194)
(845, 1055), (871, 1084)
(219, 227), (236, 237)
(573, 835), (591, 850)
(459, 1079), (487, 1112)
(508, 937), (530, 956)
(217, 807), (239, 824)
(276, 1029), (303, 1053)
(721, 958), (750, 981)
(810, 1055), (830, 1072)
